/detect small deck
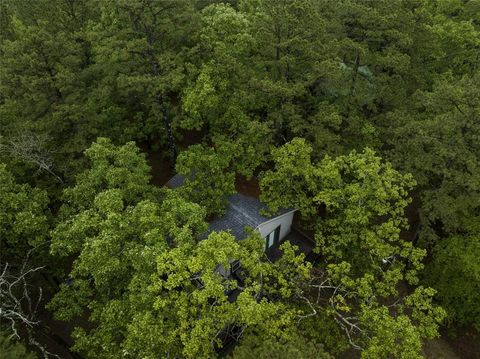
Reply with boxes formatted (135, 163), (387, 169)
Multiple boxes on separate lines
(267, 227), (316, 262)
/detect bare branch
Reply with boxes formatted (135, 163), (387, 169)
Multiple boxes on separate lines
(0, 132), (63, 183)
(0, 257), (60, 357)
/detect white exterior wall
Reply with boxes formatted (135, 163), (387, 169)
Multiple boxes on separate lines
(255, 210), (295, 242)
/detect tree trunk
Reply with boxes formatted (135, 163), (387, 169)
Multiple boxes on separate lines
(160, 101), (177, 164)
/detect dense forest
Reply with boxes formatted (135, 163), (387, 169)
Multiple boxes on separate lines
(0, 0), (479, 358)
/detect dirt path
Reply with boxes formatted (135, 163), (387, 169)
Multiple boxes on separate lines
(424, 338), (461, 359)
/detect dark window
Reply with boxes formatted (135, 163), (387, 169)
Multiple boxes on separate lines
(264, 225), (281, 250)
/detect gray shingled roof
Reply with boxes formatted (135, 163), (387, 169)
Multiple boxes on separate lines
(166, 173), (185, 189)
(166, 174), (293, 239)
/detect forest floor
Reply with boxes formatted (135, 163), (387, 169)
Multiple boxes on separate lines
(144, 147), (174, 186)
(29, 275), (82, 359)
(338, 331), (479, 359)
(423, 329), (480, 359)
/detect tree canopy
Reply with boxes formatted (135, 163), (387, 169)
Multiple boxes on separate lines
(260, 139), (445, 357)
(0, 0), (478, 357)
(0, 164), (50, 260)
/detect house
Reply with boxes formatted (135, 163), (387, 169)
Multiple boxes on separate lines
(166, 174), (316, 353)
(166, 174), (314, 257)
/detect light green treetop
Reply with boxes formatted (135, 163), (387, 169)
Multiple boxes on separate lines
(260, 139), (445, 357)
(182, 3), (272, 177)
(123, 232), (311, 359)
(175, 144), (236, 216)
(0, 164), (50, 259)
(59, 137), (157, 218)
(49, 140), (208, 358)
(234, 331), (333, 359)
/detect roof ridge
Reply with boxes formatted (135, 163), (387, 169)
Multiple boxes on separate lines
(228, 201), (260, 228)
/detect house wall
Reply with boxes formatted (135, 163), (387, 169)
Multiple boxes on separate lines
(256, 211), (295, 242)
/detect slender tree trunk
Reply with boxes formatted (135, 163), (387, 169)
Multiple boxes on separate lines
(349, 51), (361, 103)
(160, 99), (177, 163)
(150, 51), (177, 162)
